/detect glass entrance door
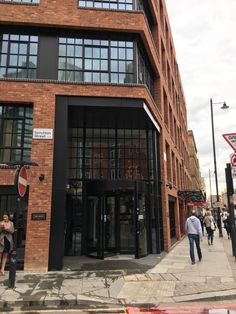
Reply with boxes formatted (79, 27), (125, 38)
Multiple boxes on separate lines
(119, 193), (135, 254)
(86, 195), (117, 258)
(85, 181), (148, 259)
(103, 195), (117, 257)
(135, 188), (148, 258)
(86, 196), (102, 258)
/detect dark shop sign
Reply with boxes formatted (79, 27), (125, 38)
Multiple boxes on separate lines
(31, 213), (47, 221)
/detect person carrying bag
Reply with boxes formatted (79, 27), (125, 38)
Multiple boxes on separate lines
(203, 210), (216, 245)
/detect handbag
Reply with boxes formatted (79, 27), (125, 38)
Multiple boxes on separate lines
(210, 221), (216, 231)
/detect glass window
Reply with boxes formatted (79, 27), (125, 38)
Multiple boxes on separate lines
(0, 33), (38, 79)
(78, 0), (134, 11)
(58, 37), (136, 85)
(0, 104), (33, 162)
(68, 125), (154, 181)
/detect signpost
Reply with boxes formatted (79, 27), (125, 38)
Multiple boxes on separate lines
(223, 134), (236, 179)
(6, 162), (38, 289)
(9, 166), (28, 288)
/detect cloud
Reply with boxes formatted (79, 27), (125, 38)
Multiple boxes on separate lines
(166, 0), (236, 196)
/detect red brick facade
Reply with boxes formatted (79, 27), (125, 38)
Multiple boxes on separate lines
(0, 0), (192, 271)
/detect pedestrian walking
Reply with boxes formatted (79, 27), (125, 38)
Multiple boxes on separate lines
(203, 210), (216, 245)
(197, 211), (205, 236)
(185, 209), (202, 265)
(223, 216), (231, 239)
(0, 213), (14, 275)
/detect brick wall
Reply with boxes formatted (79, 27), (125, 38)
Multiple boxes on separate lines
(0, 0), (191, 268)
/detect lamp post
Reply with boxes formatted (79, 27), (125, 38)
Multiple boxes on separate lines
(210, 98), (229, 237)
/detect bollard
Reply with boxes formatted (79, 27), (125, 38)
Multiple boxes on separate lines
(8, 250), (17, 289)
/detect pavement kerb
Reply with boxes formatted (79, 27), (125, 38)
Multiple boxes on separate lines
(173, 288), (236, 303)
(0, 297), (125, 311)
(2, 287), (236, 310)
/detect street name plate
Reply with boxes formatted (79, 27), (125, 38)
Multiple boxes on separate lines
(33, 128), (53, 139)
(31, 213), (47, 221)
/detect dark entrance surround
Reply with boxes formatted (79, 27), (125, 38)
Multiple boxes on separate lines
(49, 97), (162, 270)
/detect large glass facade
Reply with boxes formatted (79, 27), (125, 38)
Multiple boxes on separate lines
(68, 127), (154, 181)
(0, 33), (38, 79)
(58, 38), (134, 84)
(58, 36), (154, 96)
(0, 104), (33, 162)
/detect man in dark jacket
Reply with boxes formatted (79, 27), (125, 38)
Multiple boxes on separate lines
(185, 210), (202, 265)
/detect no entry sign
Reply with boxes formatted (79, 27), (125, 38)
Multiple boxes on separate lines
(231, 153), (236, 167)
(17, 166), (28, 197)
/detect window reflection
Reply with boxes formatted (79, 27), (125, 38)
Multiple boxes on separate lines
(0, 33), (38, 79)
(0, 105), (33, 162)
(68, 127), (154, 181)
(58, 37), (135, 86)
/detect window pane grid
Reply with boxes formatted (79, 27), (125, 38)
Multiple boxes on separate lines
(78, 0), (133, 10)
(0, 33), (38, 79)
(68, 127), (153, 181)
(58, 37), (134, 85)
(0, 104), (33, 162)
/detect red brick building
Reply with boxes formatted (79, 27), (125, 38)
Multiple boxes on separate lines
(0, 0), (192, 271)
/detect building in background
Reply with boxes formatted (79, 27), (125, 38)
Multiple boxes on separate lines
(0, 0), (192, 271)
(187, 130), (204, 191)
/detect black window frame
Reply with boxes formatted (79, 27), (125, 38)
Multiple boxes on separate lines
(68, 125), (154, 182)
(78, 0), (134, 11)
(0, 33), (39, 79)
(58, 37), (135, 85)
(0, 104), (33, 163)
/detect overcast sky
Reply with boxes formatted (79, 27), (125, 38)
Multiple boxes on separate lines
(165, 0), (236, 198)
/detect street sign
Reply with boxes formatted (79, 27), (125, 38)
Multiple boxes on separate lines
(223, 133), (236, 152)
(232, 167), (236, 179)
(231, 153), (236, 167)
(186, 202), (208, 206)
(17, 166), (28, 197)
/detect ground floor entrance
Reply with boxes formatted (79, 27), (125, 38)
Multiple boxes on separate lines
(49, 97), (164, 270)
(85, 180), (147, 259)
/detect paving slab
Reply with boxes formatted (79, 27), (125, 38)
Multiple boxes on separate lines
(1, 234), (236, 309)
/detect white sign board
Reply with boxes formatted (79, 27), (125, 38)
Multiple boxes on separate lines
(232, 167), (236, 179)
(33, 128), (53, 139)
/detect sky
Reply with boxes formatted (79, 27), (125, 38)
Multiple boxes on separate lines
(165, 0), (236, 198)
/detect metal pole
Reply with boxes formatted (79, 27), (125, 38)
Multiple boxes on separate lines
(209, 169), (213, 208)
(210, 98), (223, 237)
(225, 163), (235, 256)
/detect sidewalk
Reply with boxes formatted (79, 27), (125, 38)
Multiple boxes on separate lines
(1, 230), (236, 310)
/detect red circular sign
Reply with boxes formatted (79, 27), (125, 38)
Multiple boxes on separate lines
(231, 153), (236, 167)
(18, 166), (28, 197)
